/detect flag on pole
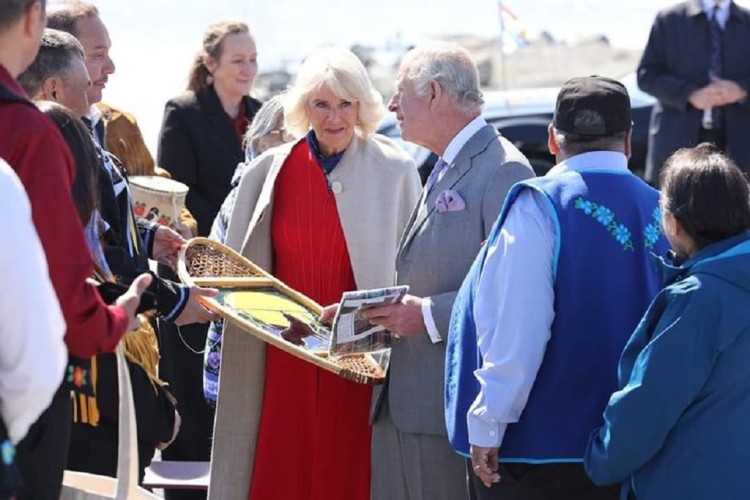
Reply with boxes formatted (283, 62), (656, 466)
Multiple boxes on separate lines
(498, 1), (529, 53)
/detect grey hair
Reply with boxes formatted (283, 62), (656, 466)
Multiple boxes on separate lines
(17, 28), (84, 97)
(402, 42), (484, 116)
(243, 94), (286, 153)
(553, 129), (628, 157)
(0, 0), (45, 31)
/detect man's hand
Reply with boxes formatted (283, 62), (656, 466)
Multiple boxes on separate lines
(711, 79), (748, 105)
(471, 445), (501, 488)
(360, 294), (426, 337)
(152, 225), (186, 268)
(691, 80), (748, 110)
(689, 85), (723, 110)
(172, 219), (194, 240)
(115, 273), (153, 332)
(173, 285), (219, 325)
(320, 303), (340, 325)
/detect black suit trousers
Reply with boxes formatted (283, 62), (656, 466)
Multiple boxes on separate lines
(467, 460), (620, 500)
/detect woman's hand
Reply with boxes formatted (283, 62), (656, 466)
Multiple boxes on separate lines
(319, 303), (340, 325)
(173, 286), (219, 325)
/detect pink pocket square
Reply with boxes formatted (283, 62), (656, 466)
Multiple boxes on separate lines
(435, 189), (466, 213)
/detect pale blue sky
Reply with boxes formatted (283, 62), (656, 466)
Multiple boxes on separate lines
(83, 0), (749, 153)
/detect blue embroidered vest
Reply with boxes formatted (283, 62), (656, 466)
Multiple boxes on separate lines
(445, 170), (669, 461)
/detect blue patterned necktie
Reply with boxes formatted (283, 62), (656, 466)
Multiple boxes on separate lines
(708, 4), (723, 128)
(425, 158), (449, 194)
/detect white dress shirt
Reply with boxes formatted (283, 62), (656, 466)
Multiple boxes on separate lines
(87, 105), (104, 146)
(468, 151), (630, 447)
(421, 115), (488, 343)
(0, 159), (67, 444)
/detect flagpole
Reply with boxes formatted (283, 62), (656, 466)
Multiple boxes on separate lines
(497, 0), (510, 94)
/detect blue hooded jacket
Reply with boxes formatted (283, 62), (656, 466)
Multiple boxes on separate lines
(585, 231), (750, 499)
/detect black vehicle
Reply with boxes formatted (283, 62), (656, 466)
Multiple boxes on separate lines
(378, 74), (654, 180)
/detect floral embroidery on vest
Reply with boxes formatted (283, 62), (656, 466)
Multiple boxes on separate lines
(644, 206), (662, 250)
(574, 197), (634, 250)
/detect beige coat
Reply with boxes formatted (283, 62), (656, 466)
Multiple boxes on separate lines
(208, 133), (421, 498)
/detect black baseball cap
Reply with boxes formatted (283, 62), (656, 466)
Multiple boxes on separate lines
(553, 76), (632, 138)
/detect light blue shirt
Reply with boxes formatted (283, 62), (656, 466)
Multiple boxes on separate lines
(703, 0), (730, 28)
(422, 115), (488, 343)
(468, 151), (630, 447)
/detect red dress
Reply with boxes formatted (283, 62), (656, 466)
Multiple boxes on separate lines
(248, 141), (372, 500)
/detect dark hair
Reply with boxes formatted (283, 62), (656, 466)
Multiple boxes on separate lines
(46, 0), (99, 37)
(37, 101), (99, 225)
(660, 142), (750, 250)
(187, 21), (250, 93)
(0, 0), (44, 31)
(17, 28), (85, 96)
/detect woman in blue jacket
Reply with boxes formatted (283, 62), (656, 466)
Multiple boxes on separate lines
(585, 142), (750, 499)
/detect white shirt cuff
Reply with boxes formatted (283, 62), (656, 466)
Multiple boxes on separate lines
(421, 297), (442, 343)
(468, 413), (506, 448)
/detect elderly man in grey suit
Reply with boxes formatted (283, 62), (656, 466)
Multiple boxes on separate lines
(362, 42), (534, 500)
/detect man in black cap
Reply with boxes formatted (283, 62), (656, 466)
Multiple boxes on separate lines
(444, 75), (670, 500)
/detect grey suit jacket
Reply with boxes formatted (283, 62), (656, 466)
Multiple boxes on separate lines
(372, 124), (534, 436)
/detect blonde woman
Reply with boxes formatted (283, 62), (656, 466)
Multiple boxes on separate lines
(211, 47), (421, 500)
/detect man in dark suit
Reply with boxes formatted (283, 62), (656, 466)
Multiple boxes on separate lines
(42, 6), (216, 326)
(638, 0), (750, 184)
(45, 1), (199, 237)
(362, 42), (534, 500)
(39, 9), (217, 499)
